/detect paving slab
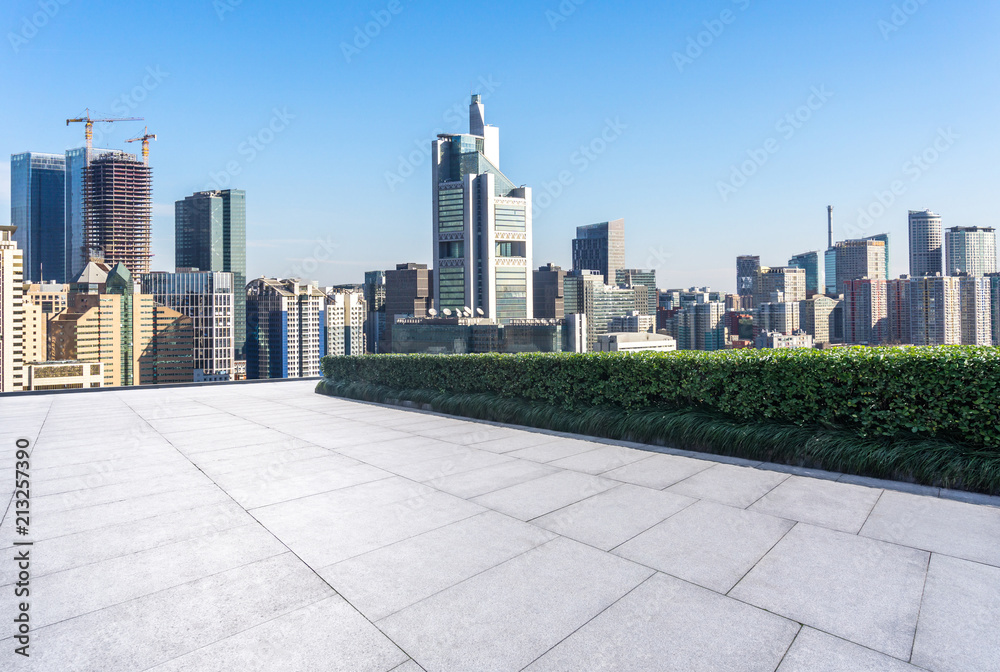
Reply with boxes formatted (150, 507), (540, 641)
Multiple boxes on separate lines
(731, 523), (929, 659)
(749, 475), (883, 533)
(471, 470), (619, 521)
(776, 627), (925, 671)
(665, 463), (788, 508)
(428, 459), (559, 499)
(602, 453), (713, 489)
(546, 445), (651, 475)
(861, 490), (1000, 568)
(376, 537), (653, 672)
(910, 554), (1000, 672)
(532, 483), (695, 550)
(320, 511), (556, 620)
(524, 572), (799, 672)
(614, 499), (795, 592)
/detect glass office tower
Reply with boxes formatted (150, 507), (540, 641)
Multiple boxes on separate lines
(788, 251), (822, 296)
(431, 95), (533, 323)
(11, 152), (67, 282)
(175, 189), (247, 357)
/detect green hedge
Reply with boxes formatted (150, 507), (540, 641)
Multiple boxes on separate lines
(321, 347), (1000, 450)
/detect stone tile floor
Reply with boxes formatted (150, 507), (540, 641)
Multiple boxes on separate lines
(1, 380), (998, 671)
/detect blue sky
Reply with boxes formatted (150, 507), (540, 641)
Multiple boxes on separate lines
(2, 0), (997, 291)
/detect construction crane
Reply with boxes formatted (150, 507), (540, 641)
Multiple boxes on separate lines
(65, 109), (143, 151)
(126, 127), (157, 164)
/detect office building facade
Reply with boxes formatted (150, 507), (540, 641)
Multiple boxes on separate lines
(573, 220), (625, 286)
(533, 263), (566, 320)
(363, 270), (387, 353)
(141, 271), (236, 379)
(11, 152), (67, 283)
(175, 189), (247, 356)
(755, 266), (807, 305)
(788, 251), (822, 296)
(615, 268), (657, 314)
(945, 226), (997, 277)
(843, 278), (887, 345)
(863, 234), (891, 279)
(909, 210), (943, 277)
(0, 226), (26, 392)
(246, 278), (326, 379)
(799, 295), (840, 344)
(83, 151), (153, 276)
(431, 95), (532, 323)
(324, 290), (367, 357)
(384, 263), (434, 351)
(835, 239), (886, 292)
(736, 255), (761, 308)
(564, 270), (646, 351)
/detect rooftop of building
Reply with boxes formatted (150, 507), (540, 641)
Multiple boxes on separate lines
(2, 380), (998, 670)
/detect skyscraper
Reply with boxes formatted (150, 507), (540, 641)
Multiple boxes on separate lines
(563, 270), (646, 351)
(824, 248), (838, 296)
(755, 266), (807, 305)
(11, 152), (66, 282)
(945, 226), (997, 277)
(141, 271), (236, 380)
(834, 239), (887, 292)
(736, 255), (761, 307)
(573, 220), (625, 286)
(533, 263), (566, 319)
(863, 233), (891, 279)
(384, 263), (434, 351)
(175, 189), (247, 356)
(958, 276), (991, 345)
(323, 290), (367, 357)
(909, 275), (961, 345)
(245, 278), (326, 379)
(0, 226), (26, 392)
(843, 278), (887, 345)
(886, 277), (911, 344)
(64, 146), (114, 283)
(431, 95), (533, 323)
(363, 270), (387, 353)
(788, 251), (822, 296)
(908, 210), (943, 277)
(615, 269), (657, 314)
(83, 151), (153, 276)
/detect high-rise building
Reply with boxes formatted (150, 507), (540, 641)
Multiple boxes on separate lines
(384, 263), (434, 351)
(863, 234), (891, 279)
(64, 146), (114, 283)
(533, 263), (566, 319)
(909, 275), (961, 345)
(835, 239), (887, 292)
(988, 274), (1000, 345)
(736, 255), (761, 308)
(11, 152), (67, 282)
(564, 270), (646, 351)
(788, 251), (822, 296)
(0, 226), (26, 392)
(431, 95), (532, 323)
(958, 276), (991, 346)
(843, 278), (887, 345)
(49, 261), (193, 387)
(141, 271), (236, 380)
(755, 301), (800, 335)
(755, 266), (806, 305)
(246, 278), (326, 379)
(323, 290), (367, 357)
(609, 311), (655, 334)
(677, 300), (727, 351)
(799, 295), (840, 344)
(615, 269), (657, 314)
(945, 226), (997, 277)
(909, 210), (943, 277)
(824, 248), (838, 296)
(573, 220), (625, 286)
(175, 189), (247, 356)
(83, 151), (153, 276)
(363, 270), (387, 354)
(886, 277), (911, 344)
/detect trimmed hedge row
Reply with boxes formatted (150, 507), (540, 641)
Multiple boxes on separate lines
(321, 347), (1000, 450)
(316, 379), (1000, 495)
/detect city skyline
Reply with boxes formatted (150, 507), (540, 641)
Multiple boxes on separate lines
(2, 1), (997, 292)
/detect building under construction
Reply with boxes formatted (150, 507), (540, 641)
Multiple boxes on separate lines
(83, 151), (152, 276)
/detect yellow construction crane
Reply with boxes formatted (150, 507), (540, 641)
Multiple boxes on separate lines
(65, 108), (144, 151)
(126, 127), (157, 164)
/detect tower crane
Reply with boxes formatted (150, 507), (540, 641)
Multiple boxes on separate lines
(126, 127), (157, 164)
(65, 109), (144, 151)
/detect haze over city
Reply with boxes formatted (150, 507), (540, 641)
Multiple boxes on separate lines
(3, 0), (998, 291)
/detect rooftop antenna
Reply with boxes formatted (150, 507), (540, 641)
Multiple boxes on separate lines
(827, 205), (834, 249)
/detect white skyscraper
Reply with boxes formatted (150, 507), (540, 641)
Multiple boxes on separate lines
(431, 95), (532, 323)
(0, 226), (26, 392)
(908, 210), (943, 277)
(946, 226), (997, 277)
